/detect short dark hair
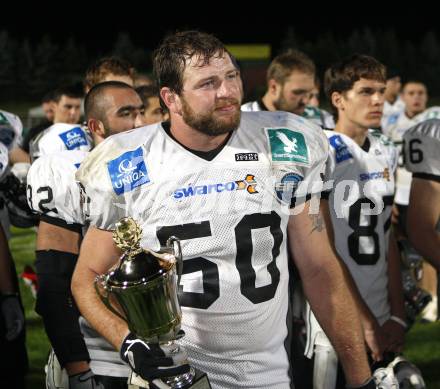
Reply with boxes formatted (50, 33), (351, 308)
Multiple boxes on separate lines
(267, 49), (315, 85)
(42, 90), (55, 104)
(135, 85), (159, 109)
(84, 81), (134, 123)
(153, 30), (229, 96)
(324, 54), (386, 120)
(84, 57), (135, 90)
(52, 85), (83, 103)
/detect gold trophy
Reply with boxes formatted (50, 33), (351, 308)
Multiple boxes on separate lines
(95, 217), (210, 388)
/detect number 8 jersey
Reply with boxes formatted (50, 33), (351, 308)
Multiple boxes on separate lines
(77, 111), (329, 389)
(325, 129), (398, 323)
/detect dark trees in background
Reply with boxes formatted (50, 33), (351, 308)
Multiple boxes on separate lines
(0, 28), (440, 102)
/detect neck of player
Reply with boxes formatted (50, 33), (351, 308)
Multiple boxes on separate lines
(334, 119), (368, 146)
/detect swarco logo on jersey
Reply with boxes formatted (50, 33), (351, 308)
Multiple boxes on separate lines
(329, 134), (353, 163)
(267, 128), (309, 164)
(360, 168), (391, 182)
(275, 173), (304, 203)
(173, 174), (258, 199)
(108, 146), (151, 195)
(59, 127), (88, 150)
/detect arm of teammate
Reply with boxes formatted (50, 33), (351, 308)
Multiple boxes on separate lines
(407, 178), (440, 271)
(381, 229), (406, 353)
(288, 199), (372, 387)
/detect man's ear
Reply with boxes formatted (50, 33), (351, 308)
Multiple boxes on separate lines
(87, 118), (106, 138)
(331, 91), (344, 112)
(268, 79), (281, 97)
(160, 87), (181, 114)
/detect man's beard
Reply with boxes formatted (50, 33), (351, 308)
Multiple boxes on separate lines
(181, 97), (241, 136)
(273, 92), (304, 115)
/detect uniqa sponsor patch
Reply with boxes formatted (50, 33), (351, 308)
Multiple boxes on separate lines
(59, 127), (88, 150)
(107, 146), (150, 195)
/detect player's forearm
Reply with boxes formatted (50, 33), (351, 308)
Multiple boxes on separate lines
(408, 226), (440, 271)
(302, 260), (371, 385)
(289, 204), (371, 386)
(72, 265), (129, 350)
(387, 231), (406, 318)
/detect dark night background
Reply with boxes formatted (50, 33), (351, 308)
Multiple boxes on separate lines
(1, 9), (439, 102)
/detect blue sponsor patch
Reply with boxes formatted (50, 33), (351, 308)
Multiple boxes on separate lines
(107, 147), (150, 195)
(329, 135), (353, 163)
(59, 127), (88, 150)
(275, 173), (303, 203)
(74, 163), (81, 169)
(387, 113), (399, 125)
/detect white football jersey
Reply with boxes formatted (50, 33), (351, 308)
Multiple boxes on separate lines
(326, 130), (397, 321)
(404, 118), (440, 180)
(29, 123), (92, 160)
(305, 130), (397, 358)
(77, 111), (329, 389)
(382, 107), (440, 205)
(241, 100), (265, 112)
(0, 109), (23, 150)
(27, 150), (88, 229)
(381, 97), (405, 130)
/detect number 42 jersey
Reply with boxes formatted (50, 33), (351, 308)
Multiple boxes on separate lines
(325, 130), (398, 324)
(77, 111), (328, 389)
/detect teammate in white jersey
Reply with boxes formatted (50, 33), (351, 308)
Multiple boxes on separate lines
(241, 49), (315, 116)
(382, 81), (440, 209)
(303, 54), (406, 389)
(383, 81), (440, 321)
(381, 72), (405, 130)
(73, 31), (375, 389)
(405, 119), (440, 273)
(29, 86), (91, 160)
(27, 81), (144, 389)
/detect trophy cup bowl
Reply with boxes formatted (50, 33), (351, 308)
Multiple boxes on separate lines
(94, 217), (203, 388)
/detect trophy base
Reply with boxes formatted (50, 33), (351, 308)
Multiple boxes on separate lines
(128, 368), (211, 389)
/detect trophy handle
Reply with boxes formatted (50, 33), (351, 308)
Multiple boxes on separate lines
(166, 236), (183, 286)
(94, 275), (127, 323)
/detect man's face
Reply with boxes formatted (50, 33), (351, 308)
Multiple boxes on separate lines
(386, 76), (401, 97)
(177, 52), (243, 136)
(273, 71), (315, 115)
(42, 101), (54, 122)
(103, 88), (144, 135)
(402, 83), (427, 116)
(338, 78), (386, 129)
(308, 86), (320, 108)
(140, 97), (166, 126)
(52, 95), (82, 124)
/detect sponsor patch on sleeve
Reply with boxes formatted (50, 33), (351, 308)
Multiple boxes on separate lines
(107, 146), (151, 195)
(329, 134), (353, 163)
(266, 128), (309, 164)
(59, 127), (88, 150)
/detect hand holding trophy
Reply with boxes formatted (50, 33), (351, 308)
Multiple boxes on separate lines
(95, 217), (210, 388)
